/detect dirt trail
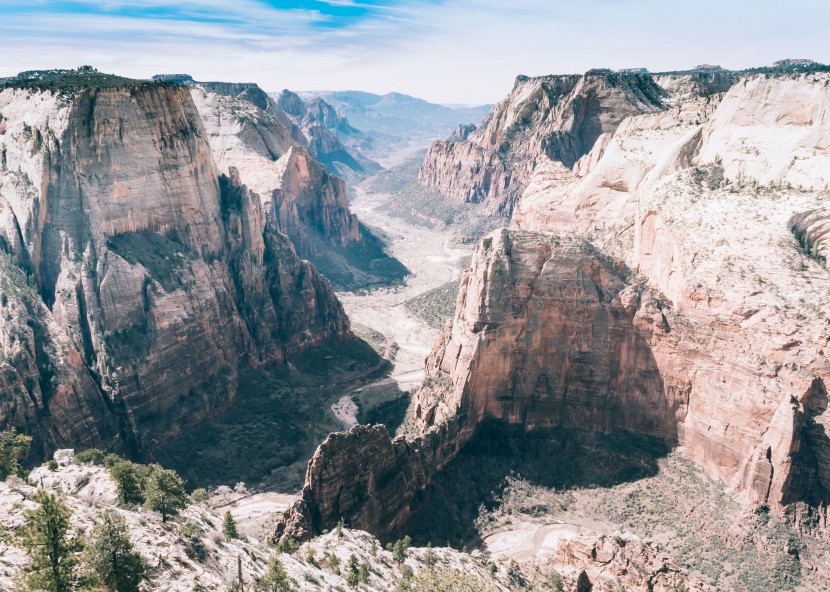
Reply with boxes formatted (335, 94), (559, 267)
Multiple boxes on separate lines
(333, 181), (472, 420)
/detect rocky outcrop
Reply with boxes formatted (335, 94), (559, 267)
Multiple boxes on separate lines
(418, 71), (666, 216)
(193, 85), (406, 289)
(273, 422), (469, 542)
(0, 77), (351, 455)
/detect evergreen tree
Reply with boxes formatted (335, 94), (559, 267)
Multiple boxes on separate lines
(19, 490), (82, 592)
(109, 461), (144, 506)
(346, 554), (359, 587)
(393, 535), (411, 564)
(222, 511), (239, 540)
(84, 512), (145, 592)
(256, 555), (291, 592)
(143, 467), (187, 522)
(0, 428), (32, 480)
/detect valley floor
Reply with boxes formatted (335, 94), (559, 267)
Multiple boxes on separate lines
(334, 178), (473, 432)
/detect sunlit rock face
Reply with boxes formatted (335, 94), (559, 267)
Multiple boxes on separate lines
(418, 71), (666, 216)
(0, 81), (351, 454)
(279, 70), (830, 541)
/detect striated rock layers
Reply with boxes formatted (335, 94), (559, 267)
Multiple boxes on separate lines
(193, 84), (405, 289)
(418, 71), (666, 216)
(0, 79), (351, 455)
(275, 89), (382, 182)
(278, 71), (830, 542)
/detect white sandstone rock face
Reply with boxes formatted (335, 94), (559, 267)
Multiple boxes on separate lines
(418, 71), (666, 216)
(506, 72), (830, 507)
(192, 86), (362, 259)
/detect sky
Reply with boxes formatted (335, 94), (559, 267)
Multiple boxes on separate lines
(1, 0), (829, 104)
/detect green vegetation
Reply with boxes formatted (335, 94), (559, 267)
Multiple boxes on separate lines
(0, 428), (32, 479)
(2, 67), (172, 92)
(403, 280), (460, 330)
(420, 421), (822, 592)
(223, 511), (239, 540)
(19, 490), (83, 592)
(154, 339), (381, 490)
(256, 556), (291, 592)
(393, 536), (411, 564)
(367, 153), (499, 240)
(143, 467), (188, 522)
(74, 449), (105, 466)
(409, 568), (497, 592)
(307, 222), (410, 292)
(404, 423), (669, 548)
(84, 512), (145, 592)
(109, 460), (149, 506)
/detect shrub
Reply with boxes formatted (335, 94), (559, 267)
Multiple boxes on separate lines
(110, 461), (145, 506)
(47, 459), (59, 472)
(75, 448), (106, 465)
(189, 488), (209, 504)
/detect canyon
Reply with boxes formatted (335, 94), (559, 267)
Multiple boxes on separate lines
(275, 62), (830, 589)
(4, 59), (830, 591)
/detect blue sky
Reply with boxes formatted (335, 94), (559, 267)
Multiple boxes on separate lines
(1, 0), (829, 103)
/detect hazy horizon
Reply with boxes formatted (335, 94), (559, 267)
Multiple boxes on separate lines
(2, 0), (829, 104)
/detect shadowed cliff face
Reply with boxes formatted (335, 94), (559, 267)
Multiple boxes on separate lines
(275, 229), (679, 542)
(0, 82), (351, 455)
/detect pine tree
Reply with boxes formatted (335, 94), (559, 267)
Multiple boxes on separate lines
(0, 428), (32, 480)
(19, 490), (82, 592)
(84, 511), (145, 592)
(346, 554), (359, 587)
(222, 511), (239, 540)
(109, 461), (144, 506)
(143, 467), (187, 522)
(256, 555), (291, 592)
(392, 535), (411, 564)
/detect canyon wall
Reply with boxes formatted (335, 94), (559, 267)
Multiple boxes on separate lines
(0, 80), (351, 454)
(193, 84), (405, 290)
(277, 70), (830, 541)
(418, 71), (666, 216)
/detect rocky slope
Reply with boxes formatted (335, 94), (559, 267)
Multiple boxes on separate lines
(193, 83), (407, 289)
(275, 89), (382, 182)
(0, 451), (515, 592)
(418, 71), (667, 216)
(279, 69), (830, 583)
(0, 73), (352, 456)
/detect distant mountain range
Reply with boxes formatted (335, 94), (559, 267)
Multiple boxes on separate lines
(295, 90), (492, 141)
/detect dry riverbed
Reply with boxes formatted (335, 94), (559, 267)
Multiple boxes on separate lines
(333, 180), (472, 426)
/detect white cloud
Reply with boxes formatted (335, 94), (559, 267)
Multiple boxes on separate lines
(1, 0), (829, 104)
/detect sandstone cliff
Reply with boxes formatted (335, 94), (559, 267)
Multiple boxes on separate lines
(418, 71), (666, 216)
(193, 84), (406, 289)
(279, 71), (830, 543)
(0, 76), (351, 455)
